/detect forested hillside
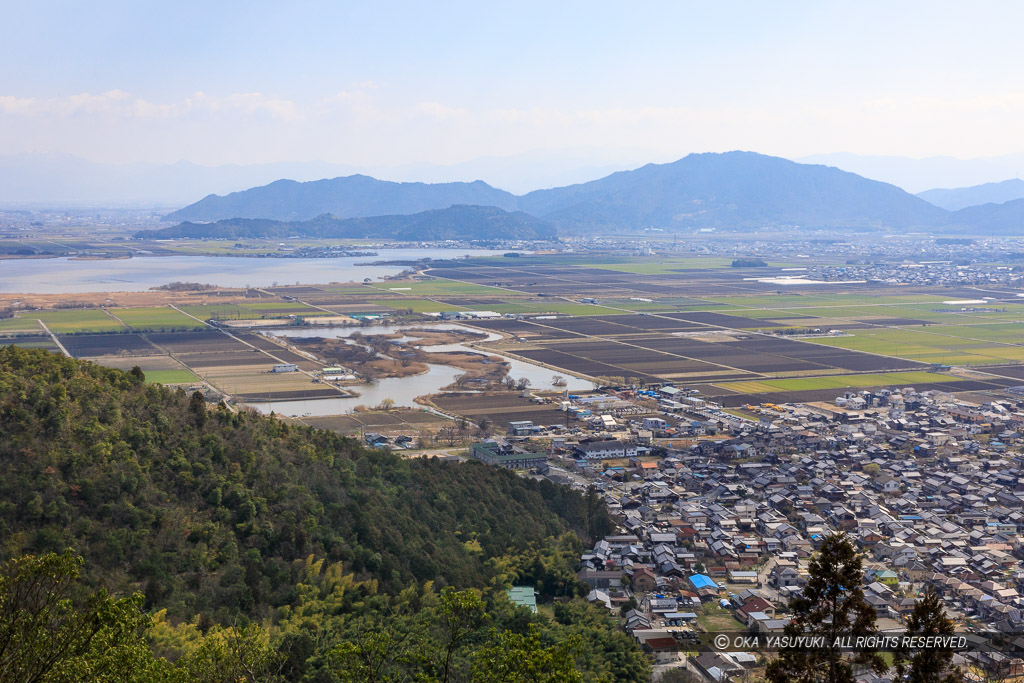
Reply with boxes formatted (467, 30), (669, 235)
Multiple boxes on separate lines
(139, 205), (555, 241)
(0, 347), (644, 681)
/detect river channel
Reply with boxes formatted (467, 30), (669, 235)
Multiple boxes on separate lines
(245, 323), (594, 417)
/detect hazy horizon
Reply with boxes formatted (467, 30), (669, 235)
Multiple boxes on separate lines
(4, 1), (1024, 193)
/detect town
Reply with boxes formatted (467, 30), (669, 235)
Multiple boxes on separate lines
(459, 380), (1024, 680)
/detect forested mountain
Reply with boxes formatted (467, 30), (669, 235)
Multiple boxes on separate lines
(164, 175), (518, 222)
(946, 198), (1024, 234)
(918, 178), (1024, 211)
(162, 151), (955, 233)
(516, 151), (946, 231)
(139, 205), (555, 241)
(0, 347), (645, 682)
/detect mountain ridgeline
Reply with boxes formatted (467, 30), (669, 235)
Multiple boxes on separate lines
(139, 204), (555, 241)
(917, 178), (1024, 211)
(163, 175), (519, 223)
(152, 151), (1024, 236)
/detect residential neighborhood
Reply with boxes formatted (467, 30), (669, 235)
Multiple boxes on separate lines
(491, 381), (1024, 680)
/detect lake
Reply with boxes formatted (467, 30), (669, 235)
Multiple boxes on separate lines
(0, 248), (514, 293)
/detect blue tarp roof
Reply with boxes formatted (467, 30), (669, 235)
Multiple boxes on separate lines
(689, 574), (717, 589)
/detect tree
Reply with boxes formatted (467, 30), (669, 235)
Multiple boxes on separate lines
(0, 551), (177, 683)
(189, 390), (207, 428)
(377, 398), (395, 412)
(893, 588), (963, 683)
(177, 623), (284, 683)
(472, 626), (581, 682)
(439, 425), (458, 446)
(659, 669), (702, 683)
(477, 417), (493, 439)
(436, 588), (487, 683)
(516, 378), (531, 391)
(765, 533), (886, 683)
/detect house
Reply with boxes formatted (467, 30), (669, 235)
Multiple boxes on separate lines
(632, 567), (658, 591)
(574, 439), (634, 459)
(471, 441), (547, 470)
(771, 565), (802, 588)
(507, 586), (537, 613)
(737, 597), (776, 622)
(508, 421), (535, 436)
(271, 363), (298, 373)
(643, 417), (669, 431)
(364, 433), (389, 447)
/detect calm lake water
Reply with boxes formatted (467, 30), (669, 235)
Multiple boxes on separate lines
(248, 323), (594, 417)
(0, 248), (513, 294)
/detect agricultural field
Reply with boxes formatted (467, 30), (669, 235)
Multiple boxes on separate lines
(18, 309), (125, 333)
(371, 298), (466, 313)
(11, 251), (1024, 431)
(143, 369), (201, 385)
(0, 334), (59, 351)
(234, 301), (332, 317)
(178, 304), (263, 320)
(0, 317), (41, 332)
(60, 333), (157, 358)
(429, 392), (570, 429)
(715, 371), (962, 394)
(110, 306), (206, 331)
(297, 410), (448, 436)
(368, 278), (508, 297)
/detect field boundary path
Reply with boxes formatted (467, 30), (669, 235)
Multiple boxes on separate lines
(168, 304), (351, 400)
(38, 320), (70, 357)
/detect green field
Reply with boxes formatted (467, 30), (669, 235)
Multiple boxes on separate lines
(696, 604), (746, 633)
(143, 369), (201, 384)
(718, 371), (963, 395)
(807, 327), (1024, 365)
(371, 298), (467, 313)
(238, 302), (331, 317)
(111, 306), (206, 331)
(369, 278), (508, 296)
(26, 309), (126, 333)
(178, 304), (264, 320)
(0, 317), (41, 332)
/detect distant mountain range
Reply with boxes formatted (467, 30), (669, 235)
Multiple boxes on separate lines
(917, 178), (1024, 211)
(516, 152), (948, 231)
(143, 151), (1024, 237)
(163, 176), (519, 223)
(944, 198), (1024, 234)
(138, 204), (554, 241)
(165, 152), (951, 231)
(798, 152), (1024, 194)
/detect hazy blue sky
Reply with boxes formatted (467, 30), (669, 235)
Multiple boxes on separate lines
(3, 1), (1023, 171)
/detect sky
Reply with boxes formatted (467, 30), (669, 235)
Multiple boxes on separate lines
(2, 1), (1024, 184)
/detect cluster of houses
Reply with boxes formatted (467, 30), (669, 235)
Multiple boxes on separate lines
(519, 386), (1024, 679)
(808, 260), (1024, 288)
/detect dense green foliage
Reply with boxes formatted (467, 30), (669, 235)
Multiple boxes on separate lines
(140, 205), (554, 241)
(162, 175), (519, 223)
(3, 551), (647, 682)
(0, 347), (643, 681)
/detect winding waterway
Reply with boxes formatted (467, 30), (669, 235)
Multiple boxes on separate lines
(246, 323), (594, 417)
